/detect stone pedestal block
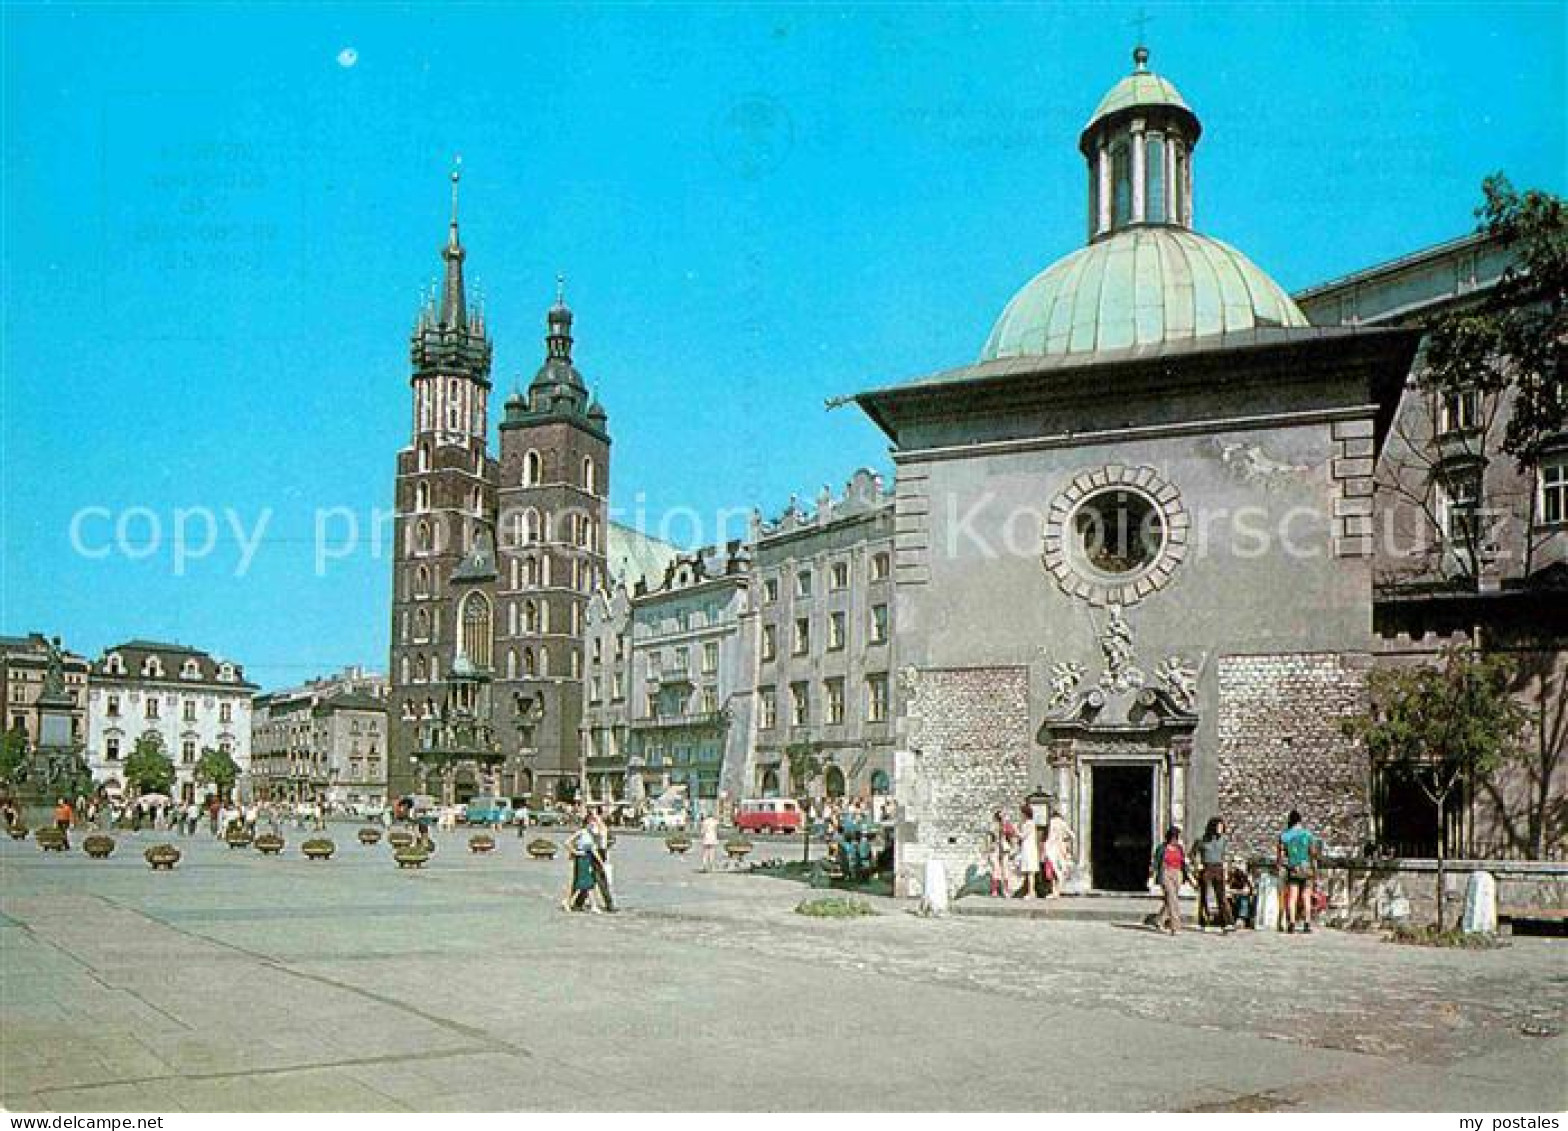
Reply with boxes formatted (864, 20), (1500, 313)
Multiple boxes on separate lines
(1256, 871), (1282, 931)
(1462, 871), (1498, 935)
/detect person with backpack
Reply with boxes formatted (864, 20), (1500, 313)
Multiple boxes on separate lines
(1150, 825), (1192, 934)
(1277, 809), (1320, 934)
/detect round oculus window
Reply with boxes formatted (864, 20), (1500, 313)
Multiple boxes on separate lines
(1069, 488), (1166, 578)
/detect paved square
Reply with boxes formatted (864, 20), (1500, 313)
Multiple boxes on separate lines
(1, 826), (1563, 1111)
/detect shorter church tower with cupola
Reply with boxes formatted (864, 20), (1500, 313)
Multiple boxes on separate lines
(494, 284), (611, 802)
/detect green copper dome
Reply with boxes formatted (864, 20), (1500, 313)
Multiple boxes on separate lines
(980, 226), (1309, 361)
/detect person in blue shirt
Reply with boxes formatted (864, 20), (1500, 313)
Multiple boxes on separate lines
(1277, 809), (1320, 934)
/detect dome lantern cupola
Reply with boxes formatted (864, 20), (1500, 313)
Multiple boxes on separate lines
(1079, 44), (1200, 242)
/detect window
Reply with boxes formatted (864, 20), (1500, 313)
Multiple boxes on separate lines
(219, 702), (232, 724)
(825, 677), (845, 725)
(145, 697), (160, 720)
(830, 561), (849, 590)
(523, 450), (542, 487)
(583, 456), (597, 494)
(1440, 388), (1482, 435)
(763, 577), (779, 603)
(107, 694), (121, 718)
(523, 601), (541, 634)
(870, 552), (891, 581)
(417, 443), (430, 472)
(759, 686), (777, 729)
(105, 736), (120, 762)
(592, 637), (604, 664)
(612, 672), (625, 700)
(702, 642), (719, 674)
(105, 653), (124, 675)
(760, 625), (777, 662)
(828, 611), (846, 651)
(1541, 460), (1568, 526)
(182, 700), (196, 723)
(673, 647), (689, 673)
(142, 656), (163, 679)
(700, 687), (718, 715)
(181, 738), (196, 764)
(1110, 139), (1132, 227)
(866, 673), (889, 723)
(1073, 488), (1164, 576)
(181, 658), (200, 680)
(416, 482), (430, 511)
(1438, 467), (1483, 545)
(870, 603), (890, 645)
(460, 592), (494, 670)
(790, 682), (809, 727)
(416, 565), (430, 597)
(793, 617), (810, 655)
(522, 509), (542, 546)
(796, 570), (813, 598)
(590, 676), (602, 703)
(1144, 131), (1166, 223)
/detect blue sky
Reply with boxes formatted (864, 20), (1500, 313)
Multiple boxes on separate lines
(3, 2), (1564, 690)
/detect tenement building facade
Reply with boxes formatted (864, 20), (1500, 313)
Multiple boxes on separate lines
(250, 667), (389, 809)
(1296, 237), (1568, 858)
(852, 48), (1426, 894)
(749, 470), (897, 802)
(85, 641), (256, 802)
(386, 169), (676, 806)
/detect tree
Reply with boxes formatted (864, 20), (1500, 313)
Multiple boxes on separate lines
(1403, 176), (1567, 582)
(195, 746), (240, 800)
(0, 727), (28, 784)
(123, 734), (175, 796)
(1347, 646), (1530, 928)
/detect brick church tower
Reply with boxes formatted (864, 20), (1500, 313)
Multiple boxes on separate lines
(387, 167), (501, 801)
(494, 284), (610, 802)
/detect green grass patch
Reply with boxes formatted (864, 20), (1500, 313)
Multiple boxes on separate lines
(1387, 923), (1504, 949)
(795, 895), (878, 919)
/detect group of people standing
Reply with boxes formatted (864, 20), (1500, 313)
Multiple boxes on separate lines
(1150, 809), (1322, 935)
(989, 803), (1076, 898)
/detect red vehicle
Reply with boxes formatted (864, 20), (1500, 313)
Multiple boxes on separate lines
(733, 798), (803, 835)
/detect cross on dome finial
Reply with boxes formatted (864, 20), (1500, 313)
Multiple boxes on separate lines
(555, 272), (566, 306)
(1130, 8), (1152, 71)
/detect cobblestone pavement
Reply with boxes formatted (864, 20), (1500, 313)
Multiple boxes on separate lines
(1, 826), (1563, 1111)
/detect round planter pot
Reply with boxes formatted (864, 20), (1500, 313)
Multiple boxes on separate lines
(469, 834), (496, 854)
(301, 838), (336, 860)
(394, 847), (431, 869)
(255, 834), (285, 856)
(526, 838), (559, 860)
(35, 828), (69, 852)
(358, 827), (383, 846)
(83, 834), (116, 859)
(144, 844), (182, 871)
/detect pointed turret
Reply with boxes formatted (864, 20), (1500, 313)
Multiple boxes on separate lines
(440, 161), (468, 328)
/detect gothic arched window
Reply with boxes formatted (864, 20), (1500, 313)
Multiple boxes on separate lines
(523, 450), (542, 487)
(582, 456), (596, 494)
(415, 655), (428, 681)
(459, 592), (494, 671)
(415, 566), (430, 596)
(418, 444), (430, 472)
(415, 608), (430, 639)
(1110, 139), (1132, 228)
(523, 600), (540, 634)
(415, 482), (430, 512)
(416, 521), (431, 553)
(523, 648), (536, 677)
(522, 509), (541, 546)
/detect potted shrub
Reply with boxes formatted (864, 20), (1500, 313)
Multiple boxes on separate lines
(526, 837), (559, 860)
(301, 837), (335, 860)
(35, 827), (68, 852)
(468, 833), (496, 854)
(144, 843), (181, 870)
(665, 833), (693, 855)
(255, 832), (285, 856)
(83, 834), (116, 859)
(394, 845), (431, 869)
(358, 826), (383, 846)
(6, 824), (28, 841)
(724, 837), (754, 862)
(224, 825), (254, 849)
(388, 828), (415, 850)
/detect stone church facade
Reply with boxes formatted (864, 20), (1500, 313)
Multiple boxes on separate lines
(853, 48), (1426, 894)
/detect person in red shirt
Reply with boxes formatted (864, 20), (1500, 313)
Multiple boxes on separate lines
(53, 798), (73, 845)
(1151, 825), (1192, 934)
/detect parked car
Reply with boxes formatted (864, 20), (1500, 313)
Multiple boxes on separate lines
(464, 796), (513, 826)
(531, 807), (567, 827)
(642, 806), (688, 832)
(733, 798), (803, 835)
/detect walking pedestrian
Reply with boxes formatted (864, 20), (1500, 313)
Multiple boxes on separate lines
(699, 812), (720, 873)
(1192, 818), (1235, 933)
(1151, 826), (1191, 935)
(565, 821), (599, 912)
(1277, 809), (1319, 934)
(1042, 807), (1075, 897)
(589, 808), (616, 912)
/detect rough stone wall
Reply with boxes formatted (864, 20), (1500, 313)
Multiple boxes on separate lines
(895, 665), (1031, 897)
(1216, 652), (1372, 858)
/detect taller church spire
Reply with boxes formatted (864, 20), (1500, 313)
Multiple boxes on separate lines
(440, 159), (468, 329)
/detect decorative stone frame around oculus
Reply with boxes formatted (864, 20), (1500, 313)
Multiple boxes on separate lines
(1042, 465), (1189, 607)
